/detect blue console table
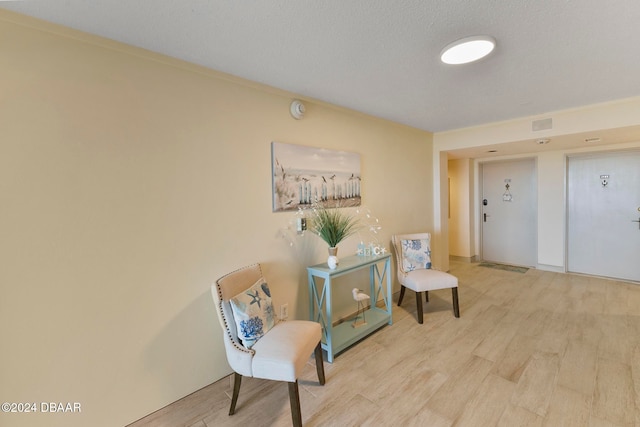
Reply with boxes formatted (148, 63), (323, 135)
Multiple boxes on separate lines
(307, 253), (392, 363)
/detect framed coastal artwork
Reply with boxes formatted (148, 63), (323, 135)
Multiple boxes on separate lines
(271, 142), (361, 212)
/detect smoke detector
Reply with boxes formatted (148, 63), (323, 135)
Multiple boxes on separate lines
(290, 100), (305, 120)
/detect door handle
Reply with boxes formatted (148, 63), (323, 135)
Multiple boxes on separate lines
(633, 217), (640, 230)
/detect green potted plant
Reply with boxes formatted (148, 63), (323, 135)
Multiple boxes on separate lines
(312, 202), (360, 268)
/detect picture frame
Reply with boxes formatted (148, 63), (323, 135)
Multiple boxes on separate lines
(271, 142), (361, 212)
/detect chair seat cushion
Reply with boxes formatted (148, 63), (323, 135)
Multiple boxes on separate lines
(401, 268), (458, 292)
(251, 320), (321, 382)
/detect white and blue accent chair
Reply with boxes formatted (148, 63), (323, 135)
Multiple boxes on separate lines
(212, 263), (325, 426)
(392, 233), (460, 324)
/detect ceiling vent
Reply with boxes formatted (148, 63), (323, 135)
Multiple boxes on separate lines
(532, 118), (552, 132)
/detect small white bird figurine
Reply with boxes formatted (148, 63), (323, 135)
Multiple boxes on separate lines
(352, 288), (370, 302)
(352, 288), (370, 327)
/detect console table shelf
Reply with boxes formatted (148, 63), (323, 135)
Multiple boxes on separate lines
(307, 253), (392, 363)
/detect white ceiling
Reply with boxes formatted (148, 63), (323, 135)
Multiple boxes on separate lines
(3, 1), (640, 138)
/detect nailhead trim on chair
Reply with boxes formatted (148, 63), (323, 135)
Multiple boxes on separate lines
(215, 265), (257, 355)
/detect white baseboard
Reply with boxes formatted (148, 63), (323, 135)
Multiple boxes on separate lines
(536, 263), (565, 273)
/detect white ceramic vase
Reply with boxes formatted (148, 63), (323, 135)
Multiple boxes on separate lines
(327, 246), (339, 269)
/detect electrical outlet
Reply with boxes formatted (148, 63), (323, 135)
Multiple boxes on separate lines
(280, 303), (288, 320)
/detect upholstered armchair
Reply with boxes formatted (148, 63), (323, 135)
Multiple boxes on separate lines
(392, 233), (460, 324)
(211, 263), (325, 426)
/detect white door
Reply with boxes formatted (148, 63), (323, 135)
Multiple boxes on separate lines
(481, 159), (537, 267)
(567, 151), (640, 282)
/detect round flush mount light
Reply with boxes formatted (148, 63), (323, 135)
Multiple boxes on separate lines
(440, 35), (496, 65)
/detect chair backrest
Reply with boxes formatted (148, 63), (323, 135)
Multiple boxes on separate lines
(392, 232), (431, 277)
(212, 264), (263, 376)
(216, 263), (263, 301)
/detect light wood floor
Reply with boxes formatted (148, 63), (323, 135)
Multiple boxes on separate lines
(129, 261), (640, 426)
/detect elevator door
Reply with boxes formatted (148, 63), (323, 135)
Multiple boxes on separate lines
(481, 159), (537, 267)
(567, 152), (640, 281)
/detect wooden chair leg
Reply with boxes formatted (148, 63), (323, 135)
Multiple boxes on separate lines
(397, 286), (406, 306)
(229, 372), (242, 415)
(416, 291), (424, 324)
(288, 381), (302, 427)
(452, 287), (460, 318)
(314, 342), (326, 385)
(425, 290), (429, 302)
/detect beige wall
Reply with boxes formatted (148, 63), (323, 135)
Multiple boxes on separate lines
(0, 10), (433, 427)
(448, 158), (473, 258)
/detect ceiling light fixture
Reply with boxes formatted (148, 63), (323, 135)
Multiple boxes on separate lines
(440, 35), (496, 65)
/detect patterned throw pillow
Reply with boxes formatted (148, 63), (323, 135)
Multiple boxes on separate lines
(400, 238), (432, 272)
(229, 279), (276, 348)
